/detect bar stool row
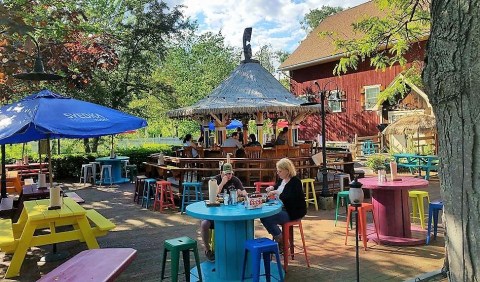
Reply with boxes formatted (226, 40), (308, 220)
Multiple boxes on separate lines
(79, 161), (137, 185)
(133, 176), (205, 213)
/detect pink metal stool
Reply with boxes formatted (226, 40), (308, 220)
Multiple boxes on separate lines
(153, 180), (177, 212)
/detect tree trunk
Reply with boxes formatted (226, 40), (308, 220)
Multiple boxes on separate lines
(423, 1), (480, 281)
(92, 137), (99, 153)
(83, 138), (91, 153)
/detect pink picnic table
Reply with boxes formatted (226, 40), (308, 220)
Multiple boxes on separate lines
(359, 176), (428, 246)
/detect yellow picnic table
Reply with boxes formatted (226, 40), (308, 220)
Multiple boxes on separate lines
(0, 197), (115, 278)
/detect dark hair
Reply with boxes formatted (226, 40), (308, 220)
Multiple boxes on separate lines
(231, 132), (238, 138)
(249, 134), (257, 142)
(236, 127), (242, 131)
(282, 127), (288, 133)
(183, 134), (192, 143)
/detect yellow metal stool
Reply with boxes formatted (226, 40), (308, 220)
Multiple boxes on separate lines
(302, 178), (318, 211)
(409, 190), (430, 229)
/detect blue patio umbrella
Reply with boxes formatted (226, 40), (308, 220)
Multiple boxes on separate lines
(0, 89), (147, 196)
(0, 89), (147, 144)
(208, 119), (243, 131)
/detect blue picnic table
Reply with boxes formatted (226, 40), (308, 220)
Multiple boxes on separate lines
(393, 153), (439, 180)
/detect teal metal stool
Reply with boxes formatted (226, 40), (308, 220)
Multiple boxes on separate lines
(180, 182), (204, 214)
(141, 178), (156, 208)
(335, 191), (352, 227)
(161, 236), (202, 282)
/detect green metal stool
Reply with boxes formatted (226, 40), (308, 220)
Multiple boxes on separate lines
(161, 236), (202, 282)
(335, 191), (352, 227)
(126, 164), (138, 183)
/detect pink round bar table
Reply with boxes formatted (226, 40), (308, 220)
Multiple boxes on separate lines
(359, 176), (428, 246)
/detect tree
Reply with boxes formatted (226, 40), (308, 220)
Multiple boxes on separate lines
(140, 29), (239, 138)
(328, 0), (479, 279)
(423, 1), (480, 280)
(300, 6), (344, 31)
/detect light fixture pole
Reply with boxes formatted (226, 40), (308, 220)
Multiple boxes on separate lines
(310, 80), (346, 197)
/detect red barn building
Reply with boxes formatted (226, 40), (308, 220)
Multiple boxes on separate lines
(280, 1), (430, 144)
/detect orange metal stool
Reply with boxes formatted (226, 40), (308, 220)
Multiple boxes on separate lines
(281, 220), (310, 272)
(345, 203), (380, 250)
(153, 180), (177, 212)
(254, 181), (275, 193)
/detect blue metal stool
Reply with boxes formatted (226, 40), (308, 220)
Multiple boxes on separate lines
(241, 237), (284, 282)
(180, 182), (204, 214)
(335, 191), (352, 228)
(426, 201), (443, 244)
(141, 178), (156, 208)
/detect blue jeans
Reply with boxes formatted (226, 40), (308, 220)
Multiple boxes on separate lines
(260, 210), (290, 237)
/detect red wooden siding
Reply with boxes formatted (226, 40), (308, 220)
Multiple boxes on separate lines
(290, 41), (426, 142)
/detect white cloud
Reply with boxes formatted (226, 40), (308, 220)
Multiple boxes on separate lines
(166, 0), (368, 53)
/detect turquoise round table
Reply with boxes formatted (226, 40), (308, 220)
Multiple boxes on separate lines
(186, 201), (282, 281)
(95, 156), (130, 184)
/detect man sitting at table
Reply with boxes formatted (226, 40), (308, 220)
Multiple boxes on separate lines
(222, 132), (243, 149)
(200, 163), (246, 261)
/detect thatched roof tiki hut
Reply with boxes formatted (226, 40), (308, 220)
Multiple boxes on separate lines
(167, 28), (319, 146)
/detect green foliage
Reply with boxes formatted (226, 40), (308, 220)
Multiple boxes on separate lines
(377, 62), (423, 106)
(51, 144), (174, 180)
(366, 154), (393, 171)
(333, 0), (430, 75)
(301, 6), (344, 31)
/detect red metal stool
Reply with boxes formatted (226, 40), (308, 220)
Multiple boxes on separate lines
(254, 181), (275, 193)
(281, 220), (310, 272)
(134, 175), (147, 204)
(153, 180), (177, 212)
(345, 203), (380, 250)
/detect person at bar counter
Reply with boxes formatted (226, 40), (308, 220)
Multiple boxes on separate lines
(260, 158), (306, 249)
(274, 127), (288, 145)
(183, 134), (199, 157)
(236, 127), (244, 145)
(200, 163), (247, 261)
(222, 132), (243, 149)
(245, 133), (261, 147)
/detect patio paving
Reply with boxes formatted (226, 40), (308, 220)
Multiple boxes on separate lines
(0, 175), (445, 281)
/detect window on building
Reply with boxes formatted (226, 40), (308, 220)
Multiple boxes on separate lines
(364, 85), (381, 110)
(327, 90), (342, 113)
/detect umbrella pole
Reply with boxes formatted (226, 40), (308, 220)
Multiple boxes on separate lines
(47, 138), (53, 187)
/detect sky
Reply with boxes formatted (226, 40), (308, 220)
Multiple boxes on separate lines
(165, 0), (369, 54)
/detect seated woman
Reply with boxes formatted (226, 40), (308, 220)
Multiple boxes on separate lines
(245, 133), (262, 147)
(183, 134), (199, 158)
(260, 158), (306, 248)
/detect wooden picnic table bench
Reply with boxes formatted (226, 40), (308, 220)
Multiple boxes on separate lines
(1, 198), (116, 278)
(37, 248), (137, 282)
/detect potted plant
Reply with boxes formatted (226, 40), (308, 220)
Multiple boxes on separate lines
(366, 154), (392, 173)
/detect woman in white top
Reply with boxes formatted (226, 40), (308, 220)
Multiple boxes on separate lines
(183, 134), (199, 158)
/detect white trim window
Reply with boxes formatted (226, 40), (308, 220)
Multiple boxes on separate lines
(364, 85), (381, 110)
(327, 90), (342, 113)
